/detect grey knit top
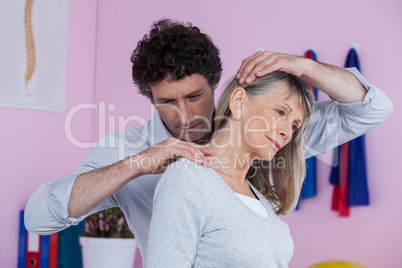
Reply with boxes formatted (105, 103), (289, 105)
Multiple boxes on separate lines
(146, 158), (294, 268)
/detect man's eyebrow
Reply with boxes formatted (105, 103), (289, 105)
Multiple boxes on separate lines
(156, 96), (173, 102)
(155, 88), (206, 103)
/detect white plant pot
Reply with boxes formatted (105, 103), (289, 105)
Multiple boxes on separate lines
(79, 237), (137, 268)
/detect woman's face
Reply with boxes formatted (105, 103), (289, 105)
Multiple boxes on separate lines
(239, 81), (305, 161)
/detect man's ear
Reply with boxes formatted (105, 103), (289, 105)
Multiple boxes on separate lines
(229, 87), (247, 121)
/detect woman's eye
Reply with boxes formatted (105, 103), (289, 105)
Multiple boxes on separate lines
(292, 124), (297, 131)
(276, 109), (285, 116)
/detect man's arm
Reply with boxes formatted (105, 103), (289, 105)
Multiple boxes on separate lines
(66, 159), (139, 218)
(236, 51), (393, 159)
(236, 51), (366, 103)
(303, 67), (393, 158)
(25, 130), (213, 234)
(25, 130), (127, 234)
(68, 136), (213, 218)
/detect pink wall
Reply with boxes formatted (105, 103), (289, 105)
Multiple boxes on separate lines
(0, 0), (98, 266)
(2, 0), (401, 267)
(94, 1), (402, 267)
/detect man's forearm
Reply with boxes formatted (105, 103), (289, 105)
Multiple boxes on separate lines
(237, 51), (367, 103)
(301, 59), (367, 103)
(68, 156), (141, 218)
(68, 136), (214, 218)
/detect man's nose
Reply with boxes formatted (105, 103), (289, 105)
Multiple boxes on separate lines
(177, 102), (193, 126)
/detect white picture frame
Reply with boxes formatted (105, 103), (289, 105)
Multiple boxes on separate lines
(0, 0), (69, 111)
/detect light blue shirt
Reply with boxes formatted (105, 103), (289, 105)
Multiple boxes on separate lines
(24, 68), (393, 260)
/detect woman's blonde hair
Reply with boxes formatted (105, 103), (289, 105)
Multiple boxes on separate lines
(215, 71), (315, 215)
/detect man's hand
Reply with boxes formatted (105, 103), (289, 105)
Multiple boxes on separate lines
(132, 137), (214, 175)
(236, 50), (366, 103)
(236, 51), (312, 84)
(68, 137), (214, 218)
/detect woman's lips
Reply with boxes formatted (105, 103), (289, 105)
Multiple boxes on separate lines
(266, 136), (281, 150)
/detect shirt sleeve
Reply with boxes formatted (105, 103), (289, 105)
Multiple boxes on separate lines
(304, 67), (393, 159)
(24, 130), (130, 234)
(146, 165), (208, 268)
(25, 182), (69, 234)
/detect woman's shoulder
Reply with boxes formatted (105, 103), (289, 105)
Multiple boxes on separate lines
(157, 158), (211, 188)
(166, 158), (207, 177)
(153, 158), (214, 203)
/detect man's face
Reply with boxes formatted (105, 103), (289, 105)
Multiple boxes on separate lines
(151, 74), (216, 143)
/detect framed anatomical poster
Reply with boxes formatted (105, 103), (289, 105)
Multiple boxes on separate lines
(0, 0), (68, 111)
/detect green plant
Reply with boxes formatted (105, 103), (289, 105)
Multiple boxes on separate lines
(83, 208), (134, 238)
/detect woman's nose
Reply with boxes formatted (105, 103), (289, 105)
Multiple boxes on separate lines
(278, 122), (293, 141)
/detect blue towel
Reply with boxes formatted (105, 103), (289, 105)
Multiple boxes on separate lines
(330, 48), (369, 208)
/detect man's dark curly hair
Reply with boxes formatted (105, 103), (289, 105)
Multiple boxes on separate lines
(131, 19), (223, 101)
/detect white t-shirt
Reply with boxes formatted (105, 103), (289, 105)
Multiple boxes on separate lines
(235, 193), (269, 218)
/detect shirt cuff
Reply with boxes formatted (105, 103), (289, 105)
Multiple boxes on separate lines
(48, 172), (87, 226)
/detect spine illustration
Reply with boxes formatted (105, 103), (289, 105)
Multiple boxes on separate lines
(24, 0), (35, 92)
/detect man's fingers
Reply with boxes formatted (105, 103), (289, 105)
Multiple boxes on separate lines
(175, 140), (214, 156)
(237, 51), (304, 84)
(236, 52), (264, 81)
(255, 61), (278, 78)
(198, 146), (214, 156)
(237, 51), (264, 78)
(237, 58), (250, 78)
(237, 51), (275, 84)
(156, 138), (214, 168)
(170, 148), (208, 167)
(241, 61), (270, 84)
(177, 142), (212, 157)
(182, 143), (213, 167)
(238, 57), (263, 84)
(168, 144), (212, 168)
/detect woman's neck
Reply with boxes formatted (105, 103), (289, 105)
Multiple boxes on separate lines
(204, 128), (255, 189)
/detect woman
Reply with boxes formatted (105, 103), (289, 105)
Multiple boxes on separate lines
(146, 71), (315, 267)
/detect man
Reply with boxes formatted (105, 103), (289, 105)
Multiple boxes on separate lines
(25, 19), (392, 260)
